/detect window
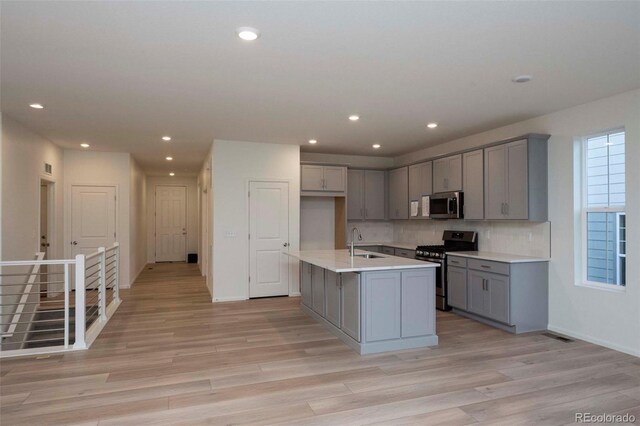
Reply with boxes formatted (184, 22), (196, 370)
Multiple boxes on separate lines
(582, 130), (625, 287)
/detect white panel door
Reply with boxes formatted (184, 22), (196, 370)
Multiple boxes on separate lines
(71, 185), (116, 258)
(249, 181), (289, 298)
(155, 186), (187, 262)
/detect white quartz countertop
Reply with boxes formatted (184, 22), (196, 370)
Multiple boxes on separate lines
(286, 249), (439, 273)
(351, 242), (418, 250)
(446, 251), (550, 264)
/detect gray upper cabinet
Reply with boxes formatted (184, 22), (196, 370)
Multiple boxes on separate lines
(348, 169), (386, 220)
(301, 165), (346, 193)
(347, 170), (365, 220)
(462, 150), (484, 220)
(433, 154), (462, 193)
(484, 135), (548, 221)
(408, 161), (433, 219)
(388, 167), (409, 220)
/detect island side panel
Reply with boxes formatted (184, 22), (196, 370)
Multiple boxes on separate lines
(401, 270), (436, 338)
(363, 271), (402, 342)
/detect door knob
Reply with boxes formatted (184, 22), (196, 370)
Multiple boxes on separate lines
(71, 241), (78, 245)
(283, 243), (289, 247)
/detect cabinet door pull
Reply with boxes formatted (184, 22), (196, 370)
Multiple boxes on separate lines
(505, 203), (509, 215)
(481, 265), (491, 269)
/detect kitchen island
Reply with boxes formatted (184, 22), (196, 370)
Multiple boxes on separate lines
(287, 249), (439, 354)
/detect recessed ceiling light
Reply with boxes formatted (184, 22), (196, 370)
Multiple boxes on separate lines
(427, 122), (438, 129)
(237, 27), (260, 41)
(512, 75), (533, 83)
(29, 103), (44, 109)
(169, 172), (175, 176)
(80, 143), (90, 148)
(349, 115), (360, 121)
(162, 136), (171, 141)
(166, 156), (173, 161)
(372, 144), (381, 149)
(308, 139), (317, 144)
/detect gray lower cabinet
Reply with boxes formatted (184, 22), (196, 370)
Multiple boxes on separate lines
(325, 270), (341, 327)
(364, 272), (401, 342)
(381, 246), (395, 255)
(300, 263), (438, 354)
(340, 273), (361, 342)
(394, 248), (415, 259)
(401, 270), (435, 337)
(467, 270), (510, 324)
(357, 245), (381, 253)
(311, 265), (325, 315)
(447, 255), (548, 333)
(300, 262), (312, 308)
(447, 265), (467, 310)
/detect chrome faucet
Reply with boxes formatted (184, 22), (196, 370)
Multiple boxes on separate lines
(350, 227), (362, 257)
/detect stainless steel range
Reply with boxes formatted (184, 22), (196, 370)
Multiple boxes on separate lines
(415, 230), (478, 311)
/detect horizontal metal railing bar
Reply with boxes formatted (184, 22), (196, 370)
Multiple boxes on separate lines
(85, 276), (100, 288)
(105, 253), (116, 261)
(0, 281), (66, 287)
(1, 318), (71, 325)
(85, 307), (100, 321)
(0, 309), (66, 316)
(0, 300), (73, 306)
(106, 279), (116, 288)
(2, 327), (67, 336)
(0, 272), (65, 277)
(0, 259), (76, 266)
(0, 290), (67, 296)
(20, 336), (69, 344)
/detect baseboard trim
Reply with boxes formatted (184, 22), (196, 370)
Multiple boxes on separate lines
(213, 296), (248, 303)
(289, 292), (301, 297)
(547, 324), (640, 357)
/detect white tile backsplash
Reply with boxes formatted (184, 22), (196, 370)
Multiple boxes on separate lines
(347, 221), (394, 243)
(393, 220), (551, 258)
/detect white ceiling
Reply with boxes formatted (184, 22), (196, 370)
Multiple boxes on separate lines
(2, 1), (639, 176)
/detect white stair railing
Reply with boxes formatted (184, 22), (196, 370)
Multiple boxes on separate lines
(0, 243), (121, 358)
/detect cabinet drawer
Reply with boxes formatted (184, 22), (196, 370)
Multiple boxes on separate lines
(394, 249), (416, 259)
(447, 256), (467, 268)
(358, 245), (381, 253)
(468, 259), (510, 275)
(381, 246), (395, 255)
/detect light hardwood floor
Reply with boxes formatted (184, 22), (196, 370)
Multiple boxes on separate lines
(1, 262), (639, 425)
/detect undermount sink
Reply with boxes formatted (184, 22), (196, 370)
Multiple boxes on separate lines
(352, 253), (384, 259)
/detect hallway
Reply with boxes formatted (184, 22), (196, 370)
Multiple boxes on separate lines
(1, 263), (639, 425)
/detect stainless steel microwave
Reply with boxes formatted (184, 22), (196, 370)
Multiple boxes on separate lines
(429, 192), (464, 219)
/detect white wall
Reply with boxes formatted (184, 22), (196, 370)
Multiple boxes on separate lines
(394, 89), (640, 356)
(212, 140), (300, 301)
(130, 159), (147, 284)
(63, 150), (132, 288)
(1, 114), (64, 262)
(145, 175), (198, 263)
(300, 197), (335, 250)
(198, 146), (214, 296)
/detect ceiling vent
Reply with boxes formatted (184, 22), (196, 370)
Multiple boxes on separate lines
(44, 163), (52, 175)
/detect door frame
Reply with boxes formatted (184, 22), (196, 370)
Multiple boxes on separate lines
(65, 183), (119, 259)
(37, 176), (57, 260)
(154, 184), (188, 263)
(246, 178), (292, 298)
